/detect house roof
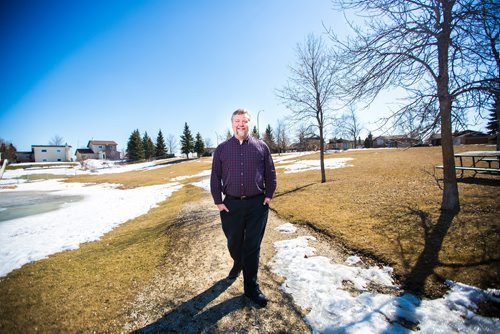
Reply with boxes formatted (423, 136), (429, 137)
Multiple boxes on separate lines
(75, 148), (94, 155)
(88, 140), (117, 146)
(453, 130), (487, 137)
(32, 145), (72, 148)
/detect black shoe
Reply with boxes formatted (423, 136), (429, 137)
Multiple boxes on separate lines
(227, 264), (241, 280)
(244, 287), (268, 307)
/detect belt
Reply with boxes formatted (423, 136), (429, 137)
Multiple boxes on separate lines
(225, 193), (264, 200)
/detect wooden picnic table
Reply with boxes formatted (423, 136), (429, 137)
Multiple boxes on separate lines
(436, 151), (500, 177)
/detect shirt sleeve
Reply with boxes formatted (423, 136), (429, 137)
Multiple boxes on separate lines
(263, 143), (277, 198)
(210, 146), (223, 204)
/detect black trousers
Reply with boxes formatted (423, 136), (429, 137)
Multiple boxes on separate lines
(220, 194), (269, 292)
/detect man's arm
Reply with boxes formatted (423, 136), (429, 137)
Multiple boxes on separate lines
(210, 147), (229, 212)
(210, 147), (223, 205)
(263, 143), (277, 205)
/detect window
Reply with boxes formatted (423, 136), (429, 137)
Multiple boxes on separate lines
(41, 149), (47, 152)
(57, 149), (61, 152)
(57, 159), (61, 161)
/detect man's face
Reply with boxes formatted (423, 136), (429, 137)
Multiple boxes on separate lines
(232, 114), (250, 139)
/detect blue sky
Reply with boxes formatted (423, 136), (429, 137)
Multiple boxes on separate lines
(0, 0), (347, 152)
(0, 0), (484, 153)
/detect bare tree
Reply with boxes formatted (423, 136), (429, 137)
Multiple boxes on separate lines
(330, 0), (497, 213)
(204, 137), (213, 149)
(397, 111), (428, 144)
(277, 34), (340, 183)
(165, 134), (178, 156)
(337, 105), (363, 148)
(275, 119), (290, 154)
(49, 134), (64, 146)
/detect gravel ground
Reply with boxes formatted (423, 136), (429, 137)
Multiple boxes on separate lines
(122, 194), (350, 333)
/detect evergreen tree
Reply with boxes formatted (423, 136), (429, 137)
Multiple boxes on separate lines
(251, 126), (260, 138)
(142, 131), (155, 160)
(363, 132), (373, 148)
(263, 124), (276, 152)
(155, 129), (168, 159)
(226, 129), (232, 140)
(127, 129), (144, 162)
(486, 102), (498, 135)
(194, 132), (205, 158)
(180, 122), (195, 159)
(0, 139), (16, 162)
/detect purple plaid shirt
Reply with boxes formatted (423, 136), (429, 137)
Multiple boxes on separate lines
(210, 136), (277, 204)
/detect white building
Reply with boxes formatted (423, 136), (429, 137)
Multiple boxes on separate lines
(32, 145), (72, 162)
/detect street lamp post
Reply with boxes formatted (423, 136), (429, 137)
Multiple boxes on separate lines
(257, 109), (264, 138)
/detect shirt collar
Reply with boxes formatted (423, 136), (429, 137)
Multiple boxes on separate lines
(232, 135), (250, 144)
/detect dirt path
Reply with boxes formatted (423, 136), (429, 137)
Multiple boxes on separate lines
(122, 193), (349, 333)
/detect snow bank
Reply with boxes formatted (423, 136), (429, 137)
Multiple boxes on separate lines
(0, 180), (182, 277)
(270, 224), (500, 333)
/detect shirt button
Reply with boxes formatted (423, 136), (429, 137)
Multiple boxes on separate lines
(241, 172), (243, 175)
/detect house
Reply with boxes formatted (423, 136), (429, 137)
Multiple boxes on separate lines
(32, 145), (72, 162)
(429, 130), (490, 146)
(373, 135), (419, 148)
(452, 130), (489, 145)
(75, 140), (120, 161)
(292, 136), (323, 151)
(328, 138), (355, 150)
(429, 133), (442, 146)
(15, 151), (34, 163)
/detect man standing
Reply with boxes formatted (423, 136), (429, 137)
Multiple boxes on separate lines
(210, 108), (277, 307)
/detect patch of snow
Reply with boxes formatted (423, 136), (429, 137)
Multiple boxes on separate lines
(191, 178), (210, 192)
(0, 179), (182, 277)
(272, 152), (316, 163)
(172, 170), (211, 181)
(1, 159), (183, 181)
(275, 223), (297, 233)
(345, 255), (362, 266)
(270, 234), (500, 333)
(277, 158), (353, 174)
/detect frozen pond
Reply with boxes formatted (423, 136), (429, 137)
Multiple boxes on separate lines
(0, 191), (83, 223)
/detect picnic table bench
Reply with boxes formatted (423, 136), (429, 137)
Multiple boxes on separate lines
(435, 151), (500, 177)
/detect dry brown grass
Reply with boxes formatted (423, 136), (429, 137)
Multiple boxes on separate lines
(67, 157), (212, 188)
(272, 145), (500, 297)
(0, 181), (206, 333)
(0, 148), (498, 332)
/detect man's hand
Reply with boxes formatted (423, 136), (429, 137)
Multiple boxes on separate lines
(263, 197), (271, 206)
(217, 203), (229, 212)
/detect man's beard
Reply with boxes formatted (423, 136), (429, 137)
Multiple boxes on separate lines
(235, 129), (248, 139)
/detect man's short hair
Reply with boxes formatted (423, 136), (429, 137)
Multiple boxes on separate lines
(232, 108), (251, 122)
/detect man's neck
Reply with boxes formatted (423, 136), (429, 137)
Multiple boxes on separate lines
(235, 134), (249, 144)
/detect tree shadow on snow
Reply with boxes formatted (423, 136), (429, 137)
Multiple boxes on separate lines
(131, 279), (245, 334)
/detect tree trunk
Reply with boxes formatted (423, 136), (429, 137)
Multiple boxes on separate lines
(438, 0), (460, 213)
(319, 124), (326, 183)
(496, 87), (500, 151)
